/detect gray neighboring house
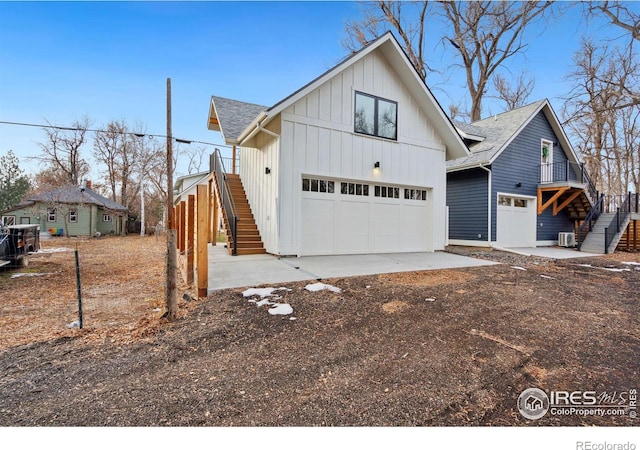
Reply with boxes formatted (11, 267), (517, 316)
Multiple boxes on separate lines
(446, 99), (597, 248)
(0, 183), (128, 237)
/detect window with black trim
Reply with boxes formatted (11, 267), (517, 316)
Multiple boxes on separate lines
(341, 182), (369, 196)
(374, 185), (400, 199)
(404, 189), (427, 201)
(302, 177), (335, 193)
(354, 92), (397, 140)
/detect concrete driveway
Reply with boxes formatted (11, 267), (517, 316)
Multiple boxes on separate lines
(207, 244), (498, 292)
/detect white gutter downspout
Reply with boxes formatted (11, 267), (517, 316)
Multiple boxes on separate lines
(257, 119), (279, 139)
(477, 164), (492, 247)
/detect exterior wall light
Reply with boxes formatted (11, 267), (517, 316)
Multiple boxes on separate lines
(374, 161), (380, 169)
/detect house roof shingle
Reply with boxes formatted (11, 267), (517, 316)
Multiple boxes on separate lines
(447, 100), (549, 171)
(208, 31), (469, 161)
(28, 185), (128, 212)
(209, 96), (267, 144)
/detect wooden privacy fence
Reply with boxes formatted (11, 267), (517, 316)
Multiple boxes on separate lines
(174, 183), (216, 298)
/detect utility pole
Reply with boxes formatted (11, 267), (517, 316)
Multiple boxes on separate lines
(140, 181), (145, 236)
(165, 78), (178, 320)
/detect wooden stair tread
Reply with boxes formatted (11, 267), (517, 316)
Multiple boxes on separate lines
(215, 174), (266, 256)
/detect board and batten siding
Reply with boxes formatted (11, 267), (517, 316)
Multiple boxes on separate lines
(273, 47), (447, 255)
(239, 120), (280, 254)
(490, 111), (574, 243)
(446, 168), (489, 242)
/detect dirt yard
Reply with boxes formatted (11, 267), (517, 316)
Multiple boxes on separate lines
(0, 236), (638, 426)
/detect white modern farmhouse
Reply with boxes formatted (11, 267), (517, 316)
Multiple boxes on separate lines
(207, 32), (468, 256)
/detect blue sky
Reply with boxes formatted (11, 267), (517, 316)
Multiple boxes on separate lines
(0, 1), (632, 180)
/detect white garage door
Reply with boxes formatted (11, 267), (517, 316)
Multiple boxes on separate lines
(301, 177), (431, 255)
(496, 193), (536, 247)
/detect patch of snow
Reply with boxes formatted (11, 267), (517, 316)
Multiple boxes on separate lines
(622, 262), (640, 266)
(268, 303), (293, 315)
(66, 320), (80, 329)
(242, 287), (291, 298)
(289, 317), (297, 321)
(243, 285), (295, 317)
(425, 298), (436, 302)
(511, 266), (527, 271)
(254, 299), (272, 307)
(305, 282), (342, 293)
(39, 247), (72, 253)
(540, 275), (555, 280)
(578, 263), (630, 272)
(10, 272), (53, 279)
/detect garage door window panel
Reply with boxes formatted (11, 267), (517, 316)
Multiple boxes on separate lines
(341, 182), (369, 196)
(405, 189), (427, 201)
(374, 185), (400, 199)
(302, 177), (335, 194)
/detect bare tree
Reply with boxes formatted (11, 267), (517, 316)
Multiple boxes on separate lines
(93, 120), (126, 202)
(181, 144), (209, 175)
(344, 1), (555, 121)
(563, 38), (640, 195)
(36, 117), (91, 186)
(344, 1), (431, 81)
(584, 1), (640, 111)
(93, 120), (165, 213)
(588, 0), (640, 42)
(491, 71), (536, 111)
(439, 1), (553, 121)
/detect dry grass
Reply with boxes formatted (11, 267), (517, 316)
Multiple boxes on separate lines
(0, 235), (190, 351)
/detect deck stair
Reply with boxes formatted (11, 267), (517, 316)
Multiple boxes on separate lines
(210, 149), (266, 256)
(579, 212), (630, 254)
(222, 174), (266, 256)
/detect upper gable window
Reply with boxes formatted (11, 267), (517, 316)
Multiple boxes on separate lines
(354, 92), (397, 140)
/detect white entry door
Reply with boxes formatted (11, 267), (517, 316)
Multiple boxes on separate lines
(496, 193), (536, 247)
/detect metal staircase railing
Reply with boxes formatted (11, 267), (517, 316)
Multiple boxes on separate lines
(604, 192), (638, 254)
(210, 149), (238, 256)
(577, 193), (604, 251)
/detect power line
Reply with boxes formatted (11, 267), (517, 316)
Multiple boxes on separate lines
(0, 119), (232, 149)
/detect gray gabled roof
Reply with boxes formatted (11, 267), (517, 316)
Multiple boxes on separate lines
(207, 31), (469, 161)
(28, 185), (128, 212)
(208, 96), (267, 144)
(447, 99), (578, 172)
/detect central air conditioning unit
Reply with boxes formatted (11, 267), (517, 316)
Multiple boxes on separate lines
(558, 232), (576, 248)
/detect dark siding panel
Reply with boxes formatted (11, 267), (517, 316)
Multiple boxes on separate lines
(446, 168), (488, 241)
(491, 110), (574, 242)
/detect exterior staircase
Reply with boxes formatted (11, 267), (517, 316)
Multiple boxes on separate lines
(560, 190), (593, 220)
(579, 212), (632, 254)
(221, 174), (266, 256)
